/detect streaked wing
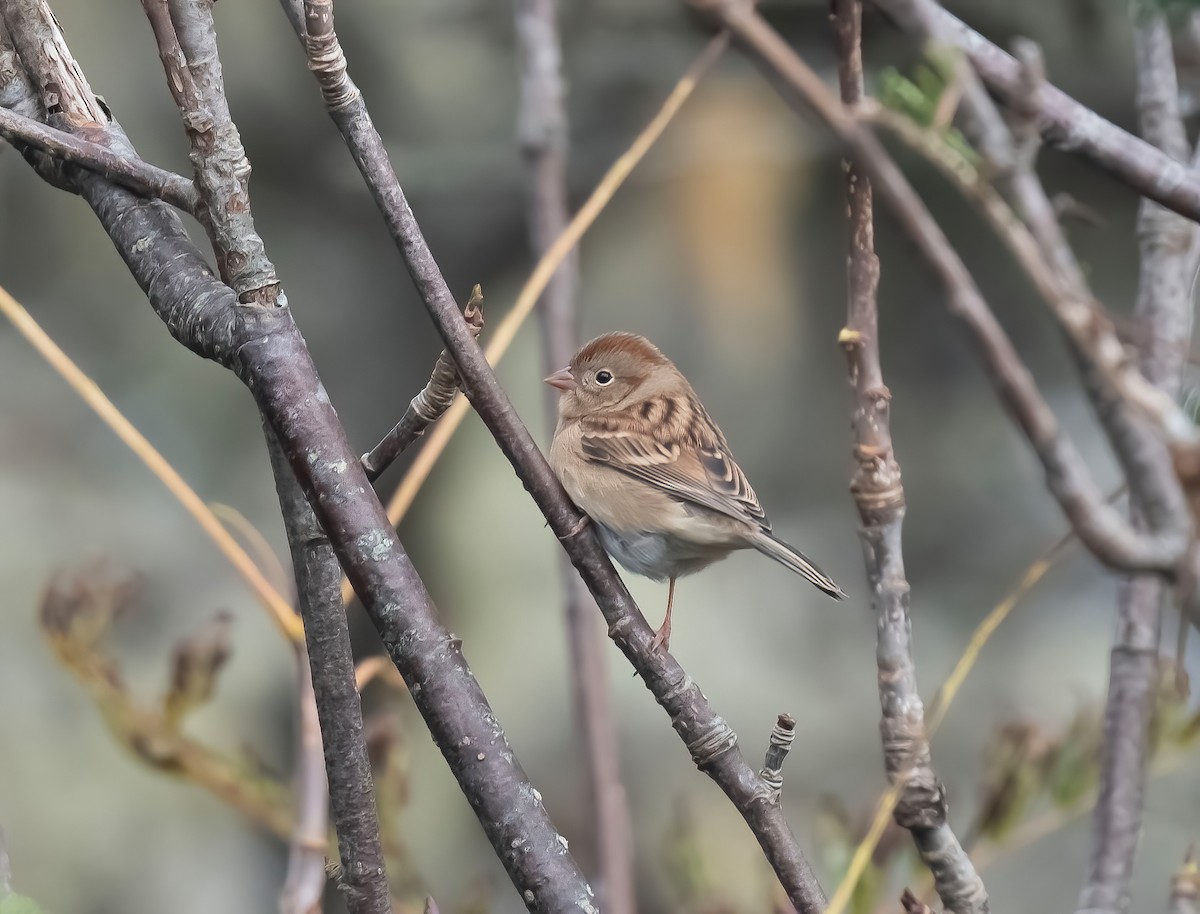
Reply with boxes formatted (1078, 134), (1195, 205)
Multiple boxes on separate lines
(579, 396), (769, 529)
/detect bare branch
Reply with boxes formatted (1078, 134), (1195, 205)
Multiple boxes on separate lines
(514, 1), (635, 911)
(1077, 12), (1196, 914)
(142, 0), (278, 299)
(280, 645), (331, 914)
(277, 7), (826, 909)
(881, 0), (1193, 549)
(685, 0), (1184, 574)
(137, 8), (391, 906)
(360, 286), (484, 482)
(0, 106), (199, 212)
(833, 3), (986, 911)
(4, 3), (595, 909)
(757, 713), (796, 803)
(885, 1), (1200, 225)
(269, 432), (390, 914)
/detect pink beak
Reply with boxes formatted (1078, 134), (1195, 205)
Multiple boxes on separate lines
(544, 366), (575, 392)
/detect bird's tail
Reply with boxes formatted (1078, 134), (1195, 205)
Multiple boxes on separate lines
(753, 532), (845, 599)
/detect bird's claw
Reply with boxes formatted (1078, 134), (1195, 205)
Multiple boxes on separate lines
(558, 513), (591, 542)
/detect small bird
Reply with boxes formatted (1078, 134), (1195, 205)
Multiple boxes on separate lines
(546, 332), (843, 653)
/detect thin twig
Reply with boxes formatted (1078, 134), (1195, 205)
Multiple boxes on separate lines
(829, 486), (1101, 914)
(280, 644), (331, 914)
(279, 8), (827, 910)
(0, 106), (199, 212)
(0, 282), (303, 642)
(1077, 12), (1196, 914)
(684, 0), (1186, 574)
(833, 3), (985, 911)
(514, 1), (635, 911)
(757, 714), (797, 803)
(360, 286), (484, 483)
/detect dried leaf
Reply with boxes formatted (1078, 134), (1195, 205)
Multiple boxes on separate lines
(164, 610), (233, 724)
(973, 721), (1044, 842)
(40, 561), (140, 653)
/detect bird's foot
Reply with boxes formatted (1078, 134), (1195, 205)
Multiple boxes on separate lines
(558, 513), (591, 542)
(649, 619), (671, 654)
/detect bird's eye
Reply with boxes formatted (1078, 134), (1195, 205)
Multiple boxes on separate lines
(595, 369), (614, 386)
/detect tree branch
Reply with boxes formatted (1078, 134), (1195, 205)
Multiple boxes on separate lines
(873, 0), (1193, 547)
(833, 2), (987, 911)
(268, 431), (391, 914)
(276, 6), (827, 910)
(1077, 12), (1196, 914)
(4, 4), (595, 910)
(880, 0), (1200, 225)
(360, 286), (483, 483)
(280, 641), (332, 914)
(0, 106), (199, 212)
(685, 0), (1187, 575)
(514, 1), (635, 911)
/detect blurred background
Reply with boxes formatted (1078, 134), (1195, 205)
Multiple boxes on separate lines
(3, 0), (1200, 912)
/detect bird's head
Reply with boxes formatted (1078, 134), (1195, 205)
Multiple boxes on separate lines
(545, 332), (675, 420)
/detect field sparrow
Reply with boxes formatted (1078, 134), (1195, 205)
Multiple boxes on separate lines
(547, 332), (843, 652)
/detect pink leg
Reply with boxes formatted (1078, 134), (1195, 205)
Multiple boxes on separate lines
(650, 576), (676, 653)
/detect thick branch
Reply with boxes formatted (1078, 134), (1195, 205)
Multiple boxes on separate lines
(833, 3), (986, 912)
(268, 431), (391, 914)
(3, 4), (594, 909)
(278, 6), (826, 910)
(83, 176), (594, 910)
(514, 1), (635, 912)
(1077, 13), (1196, 914)
(686, 0), (1186, 574)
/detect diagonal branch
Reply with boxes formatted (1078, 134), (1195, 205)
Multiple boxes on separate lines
(833, 2), (986, 911)
(685, 0), (1187, 575)
(514, 1), (635, 911)
(269, 431), (390, 914)
(874, 0), (1192, 556)
(277, 5), (827, 910)
(0, 106), (199, 212)
(895, 1), (1200, 224)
